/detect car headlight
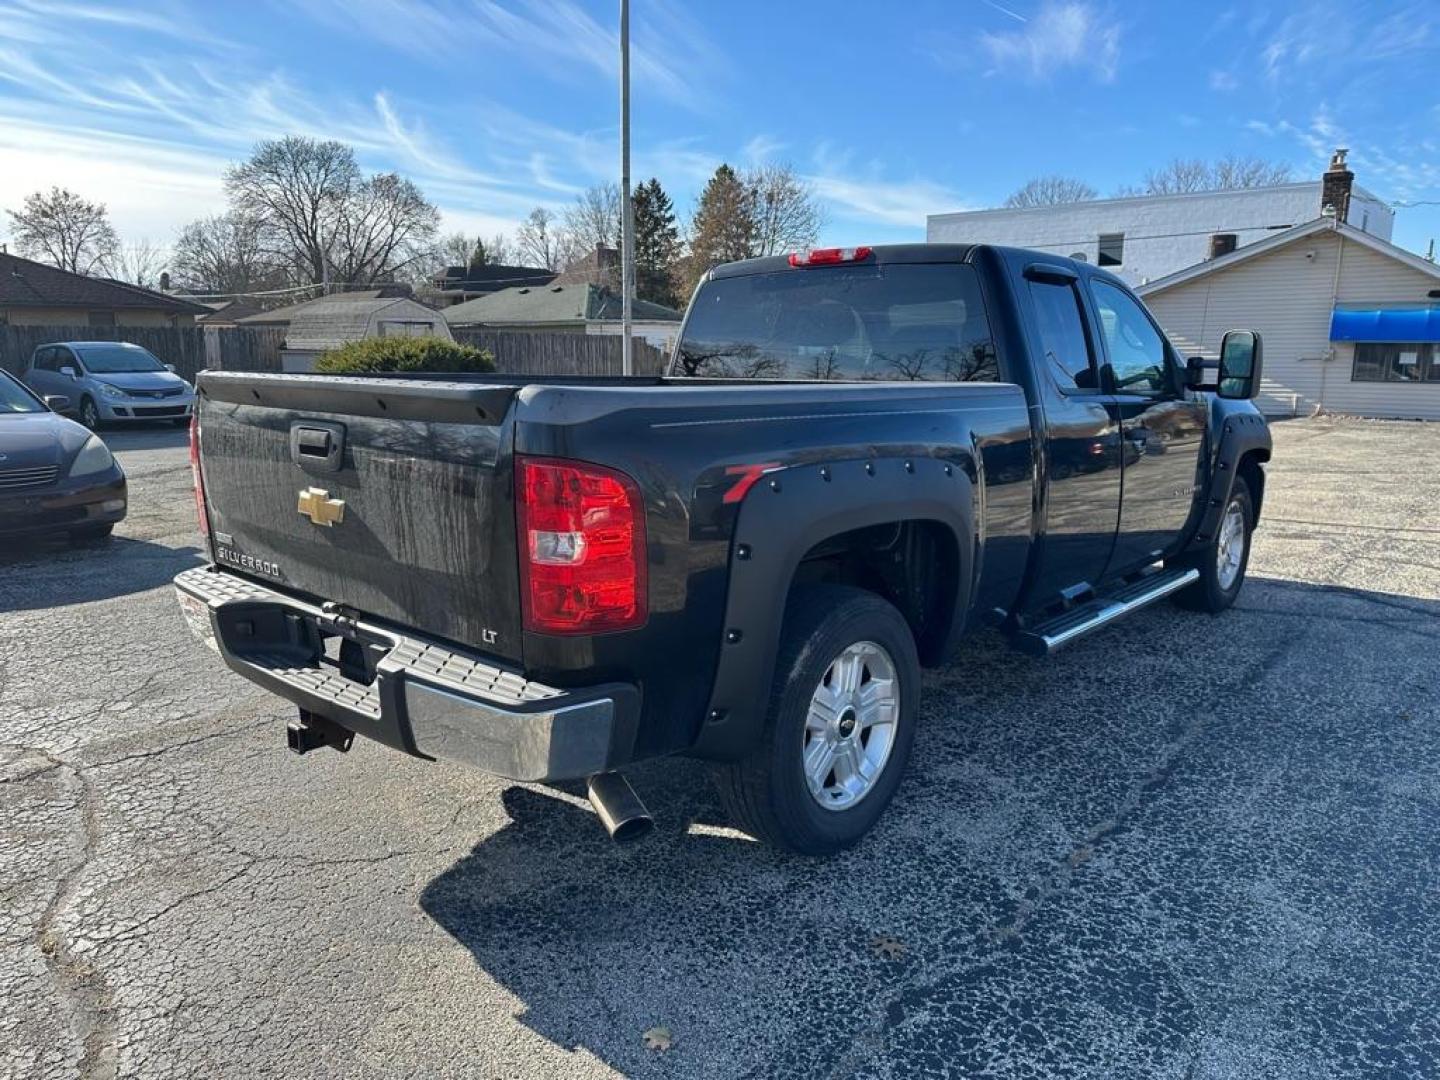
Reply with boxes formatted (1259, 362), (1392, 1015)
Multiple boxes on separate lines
(70, 435), (115, 477)
(98, 383), (127, 399)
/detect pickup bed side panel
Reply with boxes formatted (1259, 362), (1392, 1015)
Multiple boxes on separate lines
(511, 382), (1032, 763)
(690, 456), (975, 760)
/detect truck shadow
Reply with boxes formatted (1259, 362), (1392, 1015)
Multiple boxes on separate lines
(418, 577), (1440, 1077)
(0, 535), (203, 610)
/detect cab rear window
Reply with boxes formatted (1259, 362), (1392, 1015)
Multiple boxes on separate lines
(673, 263), (997, 382)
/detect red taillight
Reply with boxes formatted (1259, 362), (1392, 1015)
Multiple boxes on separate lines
(516, 456), (647, 634)
(788, 245), (873, 267)
(189, 413), (209, 538)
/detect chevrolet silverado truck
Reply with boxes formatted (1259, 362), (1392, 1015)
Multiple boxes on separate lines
(174, 244), (1271, 854)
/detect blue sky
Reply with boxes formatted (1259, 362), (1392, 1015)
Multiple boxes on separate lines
(2, 0), (1438, 259)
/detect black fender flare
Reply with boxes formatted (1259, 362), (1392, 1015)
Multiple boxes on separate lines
(690, 455), (974, 760)
(1196, 412), (1271, 543)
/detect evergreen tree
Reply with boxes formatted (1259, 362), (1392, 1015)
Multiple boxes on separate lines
(469, 239), (488, 272)
(682, 164), (754, 299)
(632, 178), (680, 308)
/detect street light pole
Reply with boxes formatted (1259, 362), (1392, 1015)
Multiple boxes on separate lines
(619, 0), (634, 376)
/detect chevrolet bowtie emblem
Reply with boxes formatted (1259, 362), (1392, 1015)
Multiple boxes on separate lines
(297, 487), (345, 527)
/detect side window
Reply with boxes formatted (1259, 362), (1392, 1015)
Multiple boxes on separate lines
(1028, 280), (1098, 391)
(55, 348), (77, 372)
(1090, 280), (1168, 395)
(31, 347), (50, 371)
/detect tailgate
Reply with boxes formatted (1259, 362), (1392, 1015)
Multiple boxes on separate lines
(196, 373), (524, 663)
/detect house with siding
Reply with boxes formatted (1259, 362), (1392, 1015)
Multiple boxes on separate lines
(0, 252), (209, 327)
(442, 283), (681, 349)
(1139, 214), (1440, 421)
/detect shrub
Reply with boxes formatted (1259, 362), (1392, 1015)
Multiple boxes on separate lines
(314, 335), (495, 375)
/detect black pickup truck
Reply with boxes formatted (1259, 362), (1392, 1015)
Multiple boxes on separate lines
(175, 244), (1271, 854)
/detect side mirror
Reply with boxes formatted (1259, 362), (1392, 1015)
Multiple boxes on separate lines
(1217, 329), (1262, 400)
(44, 395), (70, 412)
(1184, 356), (1216, 390)
(59, 366), (77, 379)
(164, 363), (176, 373)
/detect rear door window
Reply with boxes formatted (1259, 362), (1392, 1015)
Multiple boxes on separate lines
(674, 262), (997, 382)
(1028, 280), (1099, 391)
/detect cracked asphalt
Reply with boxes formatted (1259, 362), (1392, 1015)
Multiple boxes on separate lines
(3, 417), (1438, 1080)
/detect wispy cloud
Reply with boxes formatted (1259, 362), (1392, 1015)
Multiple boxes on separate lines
(979, 2), (1121, 82)
(282, 0), (723, 109)
(1209, 70), (1238, 92)
(1257, 1), (1435, 83)
(805, 145), (973, 229)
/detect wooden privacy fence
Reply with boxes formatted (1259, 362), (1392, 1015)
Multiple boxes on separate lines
(1, 324), (667, 380)
(0, 325), (285, 380)
(453, 330), (669, 376)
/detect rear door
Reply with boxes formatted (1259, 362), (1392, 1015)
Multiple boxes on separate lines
(1022, 267), (1124, 605)
(1087, 278), (1206, 571)
(26, 347), (59, 396)
(197, 374), (527, 661)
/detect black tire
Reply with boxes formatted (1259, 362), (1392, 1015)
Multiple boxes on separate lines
(78, 396), (100, 430)
(711, 585), (921, 855)
(69, 523), (114, 544)
(1175, 476), (1253, 613)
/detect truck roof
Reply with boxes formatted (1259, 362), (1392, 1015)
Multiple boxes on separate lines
(705, 243), (1122, 287)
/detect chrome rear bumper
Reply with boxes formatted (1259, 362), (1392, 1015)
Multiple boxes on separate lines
(173, 566), (638, 781)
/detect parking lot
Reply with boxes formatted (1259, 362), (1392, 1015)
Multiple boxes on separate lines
(2, 417), (1438, 1080)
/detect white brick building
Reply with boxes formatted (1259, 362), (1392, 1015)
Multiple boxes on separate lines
(927, 171), (1392, 288)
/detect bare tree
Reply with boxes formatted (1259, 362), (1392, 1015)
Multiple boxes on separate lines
(225, 137), (357, 285)
(326, 172), (440, 285)
(1139, 156), (1292, 195)
(514, 207), (568, 271)
(224, 137), (439, 287)
(106, 239), (169, 290)
(1211, 154), (1293, 190)
(746, 164), (823, 257)
(6, 187), (119, 274)
(171, 213), (284, 295)
(437, 232), (474, 267)
(1003, 176), (1099, 208)
(563, 183), (620, 256)
(485, 233), (511, 264)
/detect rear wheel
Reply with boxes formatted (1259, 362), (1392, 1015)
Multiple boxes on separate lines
(78, 396), (100, 430)
(1175, 476), (1253, 613)
(711, 586), (920, 855)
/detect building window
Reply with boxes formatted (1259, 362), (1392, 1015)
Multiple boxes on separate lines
(1098, 233), (1125, 267)
(1351, 343), (1440, 383)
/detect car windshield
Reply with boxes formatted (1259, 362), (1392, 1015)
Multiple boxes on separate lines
(0, 374), (45, 414)
(673, 262), (998, 382)
(76, 344), (166, 373)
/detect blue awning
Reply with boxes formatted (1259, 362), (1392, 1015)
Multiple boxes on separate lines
(1330, 307), (1440, 342)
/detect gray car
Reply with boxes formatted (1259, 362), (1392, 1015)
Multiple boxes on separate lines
(23, 341), (196, 429)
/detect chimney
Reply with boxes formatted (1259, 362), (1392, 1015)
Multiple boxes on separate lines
(1321, 148), (1353, 223)
(1208, 233), (1238, 259)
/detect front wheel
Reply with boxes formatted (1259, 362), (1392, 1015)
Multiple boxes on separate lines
(78, 396), (100, 430)
(711, 586), (920, 855)
(1175, 475), (1253, 613)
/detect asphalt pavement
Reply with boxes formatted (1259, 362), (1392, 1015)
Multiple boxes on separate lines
(2, 417), (1438, 1079)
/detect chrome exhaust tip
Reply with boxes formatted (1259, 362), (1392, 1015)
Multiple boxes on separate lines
(586, 771), (654, 842)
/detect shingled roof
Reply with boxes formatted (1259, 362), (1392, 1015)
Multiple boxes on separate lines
(0, 252), (210, 314)
(443, 283), (681, 327)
